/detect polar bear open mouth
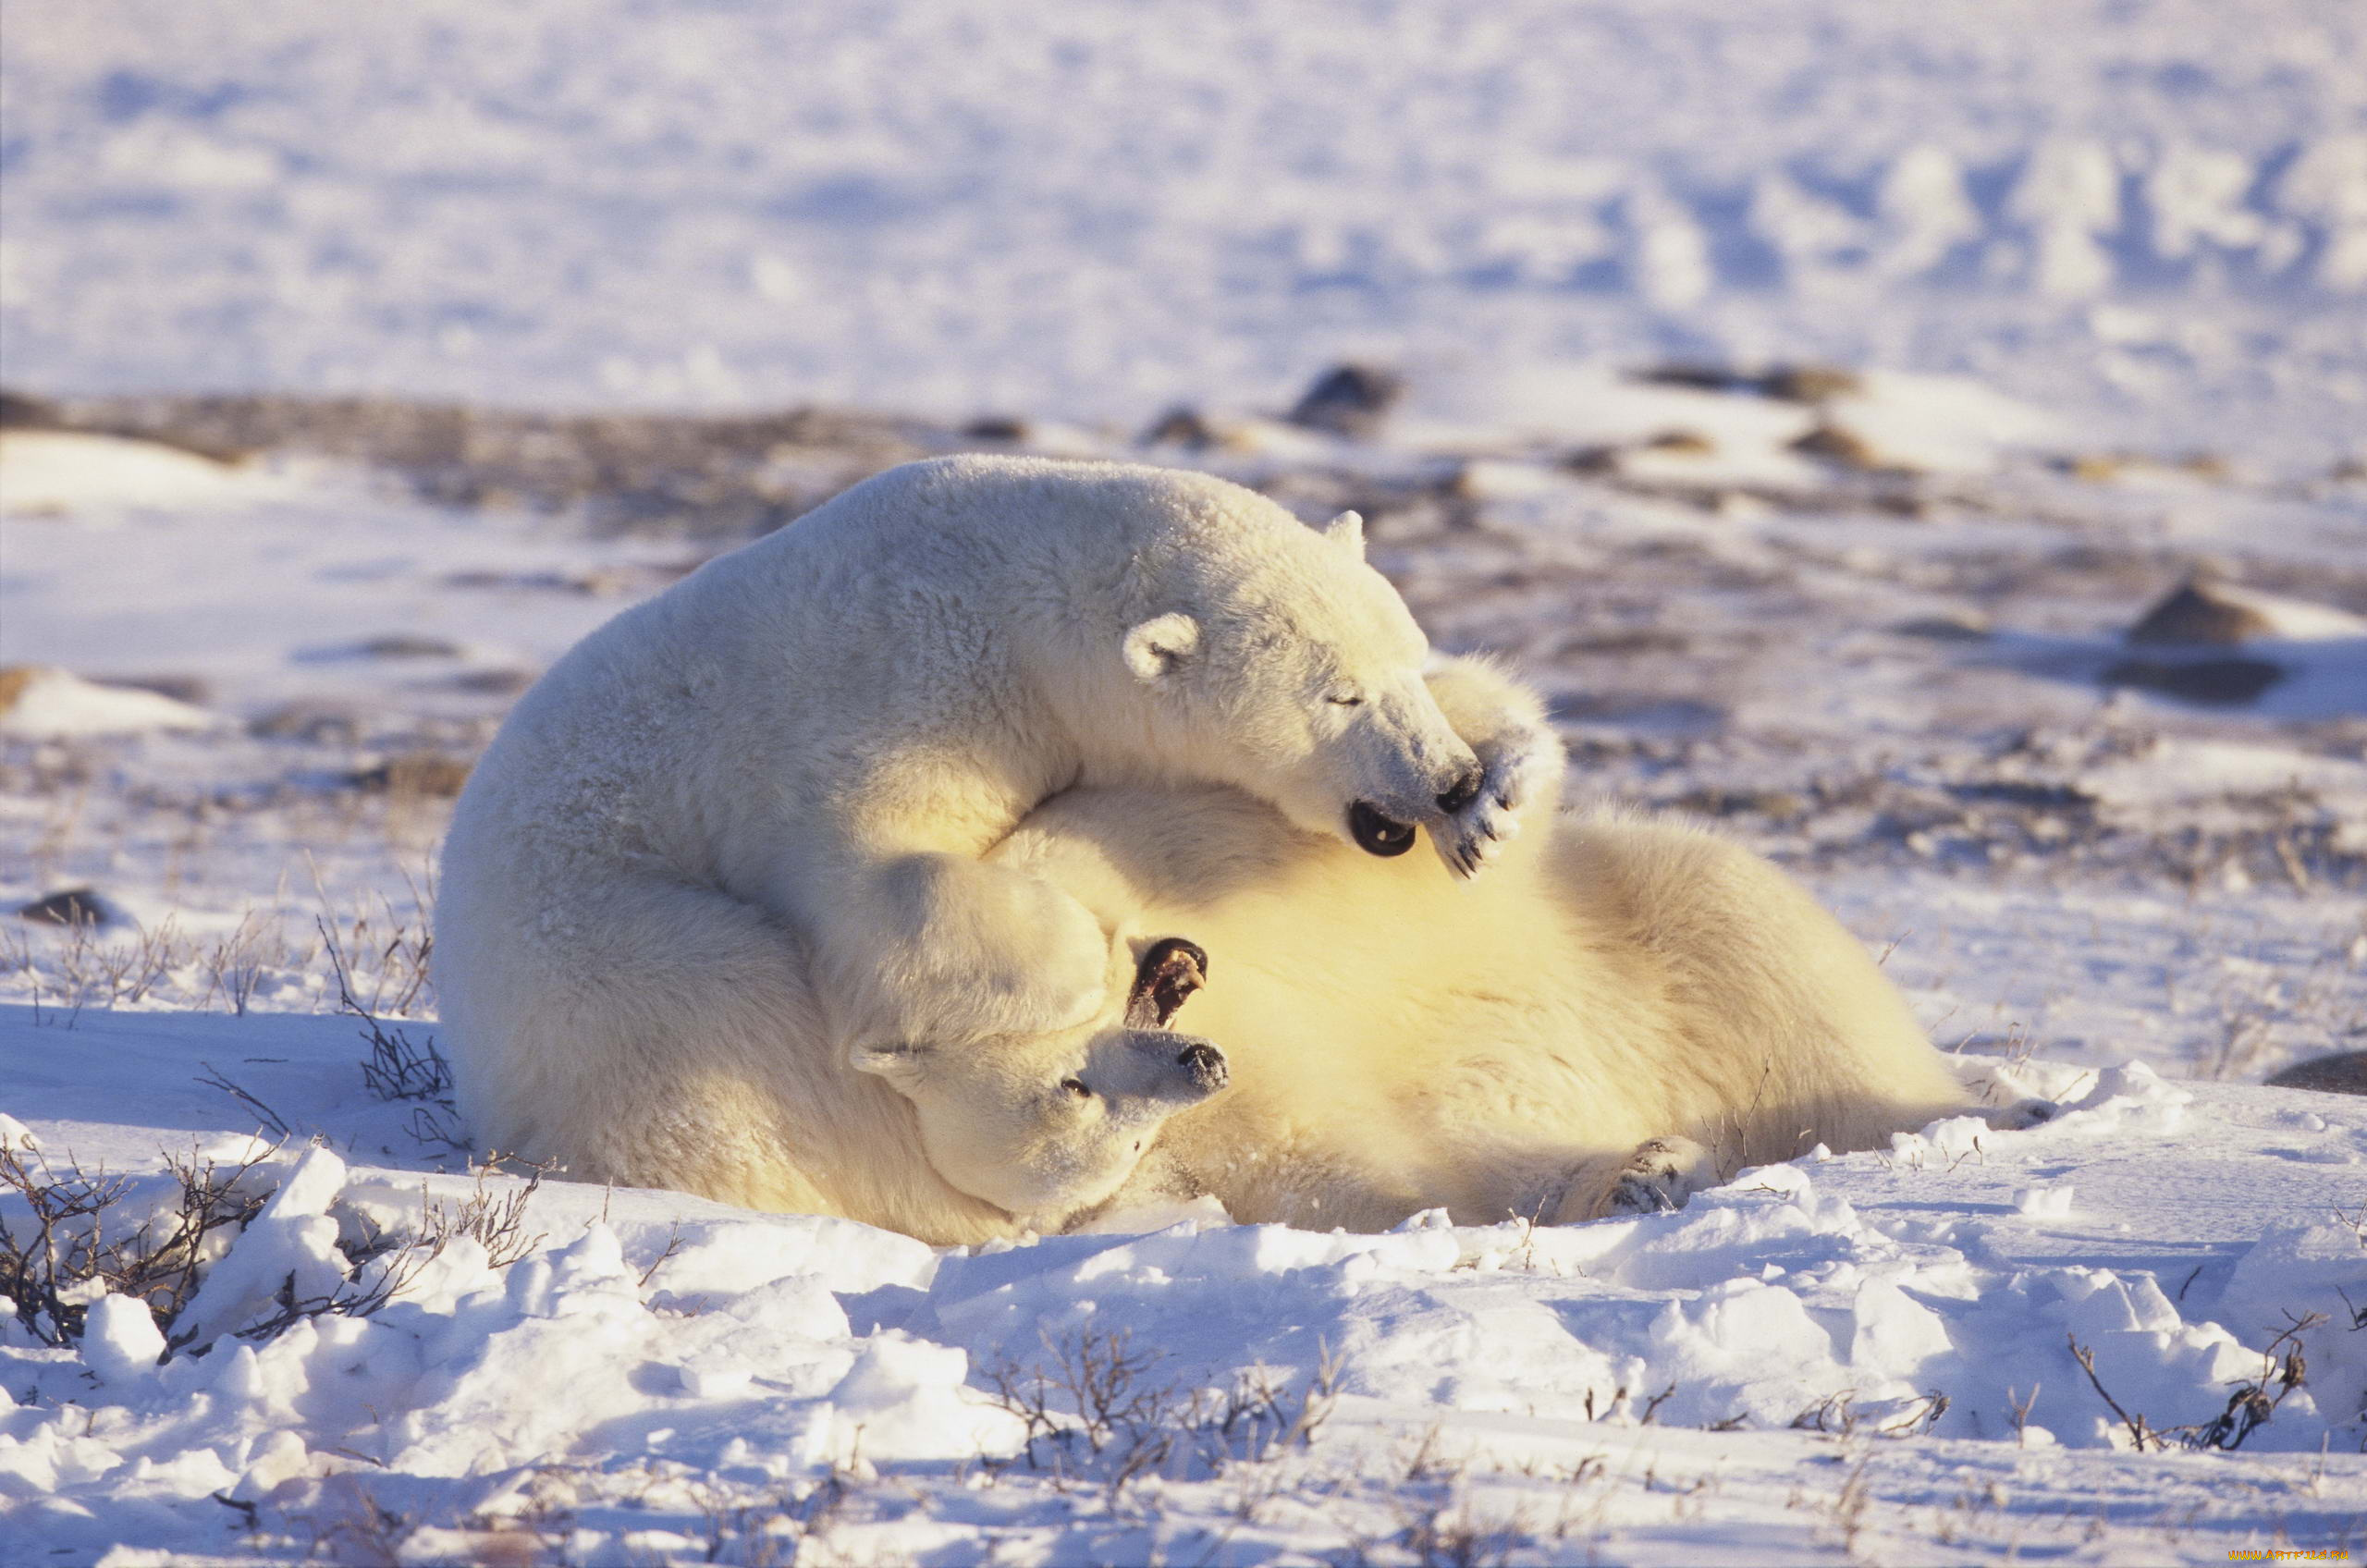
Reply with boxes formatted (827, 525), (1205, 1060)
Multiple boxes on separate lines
(1126, 937), (1209, 1029)
(1348, 800), (1417, 856)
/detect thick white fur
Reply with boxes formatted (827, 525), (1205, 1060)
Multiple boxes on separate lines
(990, 659), (1980, 1230)
(443, 629), (1978, 1239)
(440, 455), (1505, 1061)
(437, 455), (1563, 1238)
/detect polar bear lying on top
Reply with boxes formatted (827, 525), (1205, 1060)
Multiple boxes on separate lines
(992, 662), (2002, 1230)
(436, 456), (1558, 1232)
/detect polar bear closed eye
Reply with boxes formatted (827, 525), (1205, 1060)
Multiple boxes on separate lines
(851, 939), (1222, 1221)
(1110, 506), (1496, 866)
(437, 455), (1551, 1128)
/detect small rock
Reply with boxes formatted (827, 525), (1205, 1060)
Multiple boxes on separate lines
(250, 701), (364, 745)
(2064, 454), (2125, 483)
(18, 888), (117, 928)
(1631, 364), (1741, 393)
(1139, 406), (1218, 449)
(1788, 423), (1891, 471)
(2101, 656), (2286, 705)
(2265, 1052), (2367, 1095)
(358, 634), (463, 660)
(1641, 429), (1716, 455)
(440, 668), (536, 697)
(2126, 579), (2275, 646)
(1286, 363), (1404, 441)
(960, 416), (1029, 443)
(1892, 611), (1993, 642)
(346, 752), (473, 798)
(105, 674), (214, 705)
(0, 389), (64, 429)
(1761, 364), (1864, 404)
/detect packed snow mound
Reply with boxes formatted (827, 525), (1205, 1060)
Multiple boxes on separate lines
(0, 664), (218, 739)
(4, 1), (2364, 458)
(1404, 362), (2054, 478)
(0, 429), (264, 515)
(3, 1015), (2362, 1561)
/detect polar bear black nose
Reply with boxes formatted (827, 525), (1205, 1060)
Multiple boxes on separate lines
(1436, 766), (1484, 815)
(1177, 1040), (1228, 1092)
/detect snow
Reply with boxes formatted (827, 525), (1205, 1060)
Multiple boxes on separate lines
(3, 1009), (2362, 1562)
(0, 668), (219, 741)
(4, 1), (2366, 1558)
(5, 1), (2367, 463)
(2, 434), (2362, 1560)
(0, 432), (270, 517)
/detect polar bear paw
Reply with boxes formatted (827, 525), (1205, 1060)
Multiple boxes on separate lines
(1434, 720), (1556, 878)
(1984, 1096), (2059, 1132)
(1600, 1135), (1717, 1217)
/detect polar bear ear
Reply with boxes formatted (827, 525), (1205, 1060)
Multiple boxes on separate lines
(1319, 509), (1365, 559)
(850, 1041), (927, 1083)
(1122, 611), (1201, 683)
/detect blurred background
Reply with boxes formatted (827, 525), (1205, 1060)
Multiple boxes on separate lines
(3, 0), (2362, 461)
(1, 0), (2362, 1088)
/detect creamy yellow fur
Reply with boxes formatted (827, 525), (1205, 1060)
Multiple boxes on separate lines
(992, 663), (1972, 1230)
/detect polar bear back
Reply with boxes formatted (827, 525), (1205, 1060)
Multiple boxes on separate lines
(448, 453), (1402, 892)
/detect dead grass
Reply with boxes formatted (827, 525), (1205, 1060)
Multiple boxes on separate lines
(0, 1130), (546, 1359)
(0, 1134), (274, 1347)
(2068, 1317), (2323, 1452)
(986, 1326), (1340, 1501)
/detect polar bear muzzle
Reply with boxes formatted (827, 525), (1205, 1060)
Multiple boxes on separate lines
(1349, 760), (1484, 857)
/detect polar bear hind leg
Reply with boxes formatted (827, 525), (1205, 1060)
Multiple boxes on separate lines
(443, 865), (845, 1213)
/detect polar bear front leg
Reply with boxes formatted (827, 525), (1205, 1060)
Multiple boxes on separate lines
(1422, 655), (1564, 876)
(822, 854), (1113, 1049)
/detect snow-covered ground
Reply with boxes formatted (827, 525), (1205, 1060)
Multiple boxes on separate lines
(4, 378), (2364, 1562)
(5, 1020), (2364, 1566)
(3, 1), (2365, 463)
(5, 2), (2367, 1560)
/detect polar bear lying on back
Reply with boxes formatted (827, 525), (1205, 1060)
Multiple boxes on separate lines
(436, 457), (1558, 1224)
(992, 663), (1999, 1230)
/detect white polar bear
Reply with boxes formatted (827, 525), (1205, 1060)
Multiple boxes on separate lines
(994, 665), (2000, 1231)
(435, 456), (1556, 1232)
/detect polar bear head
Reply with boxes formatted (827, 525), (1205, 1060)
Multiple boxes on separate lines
(852, 939), (1224, 1223)
(1114, 504), (1484, 862)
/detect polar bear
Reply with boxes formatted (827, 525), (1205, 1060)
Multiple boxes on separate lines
(441, 647), (1998, 1243)
(987, 661), (2002, 1230)
(435, 455), (1556, 1235)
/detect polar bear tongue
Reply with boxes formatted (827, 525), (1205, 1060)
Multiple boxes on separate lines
(1348, 800), (1417, 857)
(1126, 937), (1209, 1028)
